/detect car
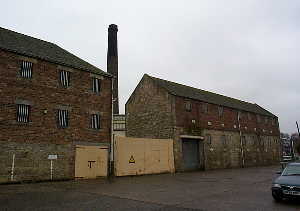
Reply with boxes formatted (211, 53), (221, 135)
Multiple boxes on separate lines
(271, 162), (300, 202)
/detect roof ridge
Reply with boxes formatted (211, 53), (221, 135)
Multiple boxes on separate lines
(147, 74), (255, 106)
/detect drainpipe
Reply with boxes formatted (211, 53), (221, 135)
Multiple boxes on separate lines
(110, 78), (115, 177)
(237, 112), (245, 168)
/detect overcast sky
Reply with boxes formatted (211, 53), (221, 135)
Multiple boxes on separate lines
(1, 0), (300, 134)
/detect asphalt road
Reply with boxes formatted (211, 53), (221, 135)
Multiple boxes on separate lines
(0, 166), (300, 211)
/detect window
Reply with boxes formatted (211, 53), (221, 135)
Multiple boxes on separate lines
(202, 103), (208, 113)
(58, 109), (69, 128)
(91, 114), (100, 129)
(221, 135), (227, 146)
(92, 77), (101, 93)
(17, 104), (30, 122)
(60, 70), (70, 87)
(256, 114), (261, 123)
(218, 106), (223, 117)
(272, 118), (275, 126)
(20, 61), (33, 78)
(264, 117), (268, 124)
(206, 134), (212, 145)
(185, 101), (191, 111)
(247, 113), (252, 120)
(238, 111), (243, 120)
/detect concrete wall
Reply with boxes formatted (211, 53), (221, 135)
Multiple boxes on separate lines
(0, 49), (112, 182)
(114, 136), (175, 176)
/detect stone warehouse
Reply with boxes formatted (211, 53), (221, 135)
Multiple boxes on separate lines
(126, 74), (281, 172)
(0, 26), (116, 182)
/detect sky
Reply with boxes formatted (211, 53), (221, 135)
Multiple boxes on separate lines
(1, 0), (300, 134)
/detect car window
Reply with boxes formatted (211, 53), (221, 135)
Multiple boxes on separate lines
(282, 165), (300, 176)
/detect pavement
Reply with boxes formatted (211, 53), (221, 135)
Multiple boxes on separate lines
(0, 165), (300, 211)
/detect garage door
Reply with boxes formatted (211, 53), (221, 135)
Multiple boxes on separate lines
(75, 145), (108, 179)
(182, 139), (200, 171)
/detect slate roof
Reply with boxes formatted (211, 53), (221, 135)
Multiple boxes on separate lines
(147, 74), (276, 117)
(0, 27), (111, 77)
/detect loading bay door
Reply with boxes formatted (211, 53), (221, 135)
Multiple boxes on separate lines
(75, 145), (108, 179)
(182, 139), (200, 171)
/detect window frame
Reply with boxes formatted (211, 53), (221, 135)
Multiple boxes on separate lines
(92, 77), (101, 93)
(91, 113), (101, 129)
(59, 70), (70, 88)
(20, 61), (33, 78)
(206, 134), (212, 145)
(16, 104), (30, 123)
(218, 106), (223, 117)
(57, 109), (69, 128)
(185, 101), (191, 112)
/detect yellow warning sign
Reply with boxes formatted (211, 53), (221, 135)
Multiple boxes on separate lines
(129, 155), (135, 164)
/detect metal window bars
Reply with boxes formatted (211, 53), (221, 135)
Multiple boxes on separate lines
(92, 78), (101, 93)
(91, 114), (100, 129)
(60, 70), (70, 87)
(58, 109), (69, 128)
(17, 104), (30, 122)
(20, 61), (33, 78)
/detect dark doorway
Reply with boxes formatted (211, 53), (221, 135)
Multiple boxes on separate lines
(182, 139), (200, 171)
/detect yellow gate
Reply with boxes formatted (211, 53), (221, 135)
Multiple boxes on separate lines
(114, 137), (175, 176)
(75, 145), (108, 178)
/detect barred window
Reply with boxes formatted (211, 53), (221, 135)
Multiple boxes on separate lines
(218, 106), (223, 117)
(238, 111), (243, 120)
(58, 109), (69, 128)
(247, 113), (252, 120)
(60, 70), (70, 87)
(92, 78), (101, 93)
(185, 101), (191, 111)
(20, 61), (33, 78)
(17, 104), (30, 122)
(264, 117), (268, 124)
(272, 118), (275, 125)
(202, 103), (208, 113)
(221, 135), (227, 146)
(206, 134), (212, 145)
(256, 114), (261, 123)
(91, 114), (100, 129)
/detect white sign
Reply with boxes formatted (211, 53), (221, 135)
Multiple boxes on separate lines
(48, 155), (58, 160)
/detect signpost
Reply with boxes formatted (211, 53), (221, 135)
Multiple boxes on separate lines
(48, 155), (57, 180)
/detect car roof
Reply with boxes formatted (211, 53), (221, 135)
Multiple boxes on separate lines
(288, 162), (300, 166)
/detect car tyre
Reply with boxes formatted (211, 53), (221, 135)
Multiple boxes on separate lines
(272, 194), (282, 202)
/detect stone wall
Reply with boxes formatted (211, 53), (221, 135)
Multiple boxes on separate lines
(0, 141), (74, 183)
(201, 129), (281, 170)
(126, 75), (174, 139)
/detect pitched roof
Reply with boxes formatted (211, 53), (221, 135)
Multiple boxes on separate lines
(147, 74), (276, 117)
(0, 27), (111, 77)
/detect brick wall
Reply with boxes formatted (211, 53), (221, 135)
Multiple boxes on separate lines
(0, 49), (112, 182)
(174, 96), (280, 136)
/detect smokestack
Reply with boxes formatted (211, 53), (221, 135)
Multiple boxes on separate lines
(107, 24), (119, 114)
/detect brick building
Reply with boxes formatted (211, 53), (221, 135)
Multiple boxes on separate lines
(126, 74), (281, 171)
(0, 27), (113, 182)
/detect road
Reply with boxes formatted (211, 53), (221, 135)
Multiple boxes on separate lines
(0, 165), (300, 211)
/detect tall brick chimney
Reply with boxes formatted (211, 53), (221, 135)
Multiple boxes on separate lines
(107, 24), (119, 114)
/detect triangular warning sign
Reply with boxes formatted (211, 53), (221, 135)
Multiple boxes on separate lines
(129, 155), (135, 163)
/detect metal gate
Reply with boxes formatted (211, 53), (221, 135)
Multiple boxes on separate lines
(75, 145), (108, 179)
(182, 139), (200, 170)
